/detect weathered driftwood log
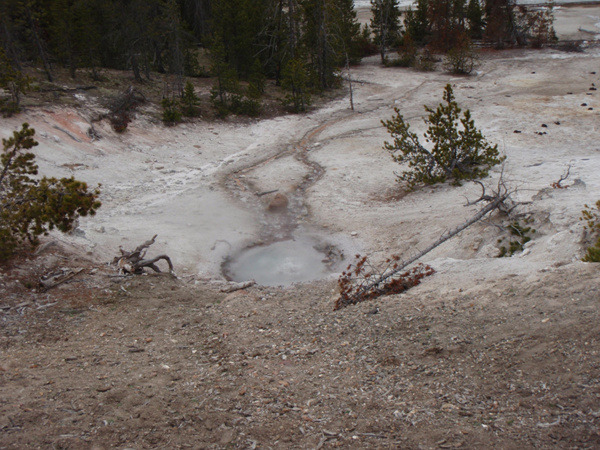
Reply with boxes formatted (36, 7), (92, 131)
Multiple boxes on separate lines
(114, 235), (174, 275)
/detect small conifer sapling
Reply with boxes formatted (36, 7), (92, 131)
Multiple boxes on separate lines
(382, 83), (504, 188)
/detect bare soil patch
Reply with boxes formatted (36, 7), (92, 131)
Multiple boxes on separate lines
(1, 257), (599, 448)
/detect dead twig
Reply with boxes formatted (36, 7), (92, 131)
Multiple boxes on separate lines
(551, 164), (571, 189)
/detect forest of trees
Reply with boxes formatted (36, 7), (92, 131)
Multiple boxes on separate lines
(0, 0), (555, 117)
(0, 0), (364, 112)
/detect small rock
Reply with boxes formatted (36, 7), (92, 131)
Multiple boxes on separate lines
(350, 231), (358, 236)
(220, 429), (235, 445)
(268, 193), (289, 212)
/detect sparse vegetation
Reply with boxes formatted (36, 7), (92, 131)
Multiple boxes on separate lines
(497, 220), (535, 257)
(580, 201), (600, 262)
(337, 257), (434, 309)
(180, 80), (201, 117)
(106, 86), (145, 133)
(161, 97), (183, 125)
(444, 37), (479, 75)
(382, 84), (504, 188)
(0, 48), (30, 117)
(0, 124), (101, 259)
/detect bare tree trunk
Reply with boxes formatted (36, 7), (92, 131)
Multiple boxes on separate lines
(25, 5), (53, 82)
(346, 52), (354, 111)
(288, 0), (298, 58)
(0, 18), (22, 72)
(130, 53), (143, 82)
(340, 185), (510, 306)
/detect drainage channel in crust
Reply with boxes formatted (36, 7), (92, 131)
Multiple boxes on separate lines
(223, 234), (345, 287)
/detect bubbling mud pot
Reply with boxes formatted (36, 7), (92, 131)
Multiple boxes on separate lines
(222, 232), (346, 286)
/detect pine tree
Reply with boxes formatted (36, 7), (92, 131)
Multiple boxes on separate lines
(466, 0), (484, 39)
(427, 0), (468, 51)
(370, 0), (402, 63)
(281, 57), (311, 112)
(0, 47), (30, 116)
(301, 0), (334, 90)
(484, 0), (517, 47)
(382, 84), (504, 188)
(0, 124), (101, 259)
(333, 0), (362, 64)
(404, 0), (430, 45)
(181, 80), (200, 117)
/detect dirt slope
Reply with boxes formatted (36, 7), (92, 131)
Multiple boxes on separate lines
(1, 258), (599, 448)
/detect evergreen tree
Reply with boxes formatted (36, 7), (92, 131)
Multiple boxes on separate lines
(0, 47), (30, 116)
(370, 0), (402, 63)
(281, 56), (311, 112)
(484, 0), (518, 47)
(211, 0), (269, 78)
(0, 124), (101, 259)
(49, 0), (81, 78)
(404, 0), (430, 45)
(427, 0), (467, 51)
(466, 0), (484, 39)
(181, 80), (200, 116)
(382, 84), (504, 188)
(333, 0), (362, 64)
(180, 0), (212, 42)
(302, 0), (337, 89)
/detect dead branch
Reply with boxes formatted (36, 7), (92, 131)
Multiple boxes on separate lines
(336, 180), (512, 309)
(221, 280), (256, 293)
(114, 235), (174, 275)
(39, 268), (84, 290)
(551, 164), (571, 189)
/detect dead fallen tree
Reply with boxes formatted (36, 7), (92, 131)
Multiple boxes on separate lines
(39, 268), (84, 291)
(335, 180), (513, 310)
(113, 235), (174, 275)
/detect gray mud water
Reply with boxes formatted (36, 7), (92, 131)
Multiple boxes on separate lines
(221, 116), (355, 286)
(223, 234), (335, 286)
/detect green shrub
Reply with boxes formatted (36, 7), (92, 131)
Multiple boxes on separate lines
(444, 38), (479, 75)
(580, 201), (600, 262)
(414, 51), (437, 71)
(0, 124), (101, 259)
(385, 54), (415, 68)
(181, 81), (200, 117)
(497, 220), (535, 257)
(0, 99), (20, 118)
(161, 98), (182, 125)
(382, 83), (504, 188)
